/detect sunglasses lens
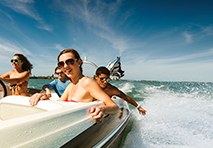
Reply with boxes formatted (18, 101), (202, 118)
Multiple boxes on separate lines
(58, 59), (76, 68)
(66, 59), (75, 65)
(11, 59), (19, 63)
(58, 62), (64, 68)
(56, 72), (63, 75)
(100, 78), (110, 82)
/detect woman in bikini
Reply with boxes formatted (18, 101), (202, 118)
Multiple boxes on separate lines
(0, 54), (33, 96)
(29, 49), (119, 123)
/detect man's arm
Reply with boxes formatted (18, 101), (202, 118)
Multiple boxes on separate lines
(29, 81), (56, 106)
(112, 86), (146, 115)
(41, 80), (57, 99)
(42, 86), (52, 98)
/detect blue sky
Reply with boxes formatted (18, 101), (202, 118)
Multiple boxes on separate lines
(0, 0), (213, 82)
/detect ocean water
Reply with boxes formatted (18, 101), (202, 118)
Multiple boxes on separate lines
(29, 79), (213, 148)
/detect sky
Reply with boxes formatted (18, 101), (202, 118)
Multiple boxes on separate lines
(0, 0), (213, 82)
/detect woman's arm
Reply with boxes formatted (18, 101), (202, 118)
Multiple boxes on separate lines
(0, 70), (13, 80)
(84, 78), (119, 115)
(0, 71), (29, 84)
(29, 92), (50, 106)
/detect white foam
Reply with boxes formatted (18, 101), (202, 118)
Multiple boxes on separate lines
(119, 82), (135, 93)
(123, 83), (213, 148)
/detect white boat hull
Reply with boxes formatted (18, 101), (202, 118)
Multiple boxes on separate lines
(0, 95), (130, 148)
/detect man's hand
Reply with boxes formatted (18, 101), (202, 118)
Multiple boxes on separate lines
(138, 106), (147, 115)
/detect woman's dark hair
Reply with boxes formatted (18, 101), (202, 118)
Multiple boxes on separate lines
(96, 66), (110, 76)
(57, 49), (83, 73)
(14, 54), (33, 74)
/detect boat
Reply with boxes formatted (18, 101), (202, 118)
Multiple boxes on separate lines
(0, 83), (130, 148)
(0, 57), (130, 147)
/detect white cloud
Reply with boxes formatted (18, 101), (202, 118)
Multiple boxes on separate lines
(37, 23), (52, 32)
(201, 25), (213, 36)
(0, 38), (32, 56)
(94, 31), (128, 56)
(0, 0), (41, 21)
(146, 48), (213, 65)
(55, 44), (64, 51)
(0, 9), (13, 21)
(55, 0), (130, 55)
(0, 44), (18, 53)
(0, 0), (52, 31)
(125, 59), (213, 82)
(182, 31), (193, 43)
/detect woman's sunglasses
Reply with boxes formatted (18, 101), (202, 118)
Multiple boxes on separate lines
(100, 77), (110, 83)
(55, 71), (63, 75)
(11, 59), (22, 63)
(58, 58), (77, 68)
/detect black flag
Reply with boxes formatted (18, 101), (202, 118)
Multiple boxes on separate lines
(107, 57), (124, 78)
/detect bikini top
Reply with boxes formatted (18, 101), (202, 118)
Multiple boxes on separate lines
(65, 98), (78, 103)
(9, 81), (28, 87)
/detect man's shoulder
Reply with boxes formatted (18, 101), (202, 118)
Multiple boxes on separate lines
(42, 79), (56, 88)
(104, 84), (120, 97)
(106, 83), (119, 92)
(107, 83), (118, 89)
(51, 79), (58, 83)
(57, 79), (70, 85)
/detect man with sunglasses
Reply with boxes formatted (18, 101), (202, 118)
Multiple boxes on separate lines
(95, 67), (146, 116)
(42, 67), (70, 99)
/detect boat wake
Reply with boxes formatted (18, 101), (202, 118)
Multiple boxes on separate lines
(119, 81), (213, 148)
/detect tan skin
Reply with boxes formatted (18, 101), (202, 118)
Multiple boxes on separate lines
(29, 52), (119, 123)
(0, 56), (30, 96)
(95, 74), (146, 116)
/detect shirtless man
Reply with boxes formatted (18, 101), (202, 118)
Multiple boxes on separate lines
(94, 66), (146, 115)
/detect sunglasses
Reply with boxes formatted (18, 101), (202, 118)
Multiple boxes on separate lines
(100, 77), (110, 82)
(58, 58), (77, 68)
(55, 71), (63, 75)
(11, 59), (22, 63)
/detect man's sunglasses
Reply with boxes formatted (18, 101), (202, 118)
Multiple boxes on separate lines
(58, 58), (77, 68)
(55, 71), (63, 75)
(11, 59), (22, 63)
(100, 77), (110, 82)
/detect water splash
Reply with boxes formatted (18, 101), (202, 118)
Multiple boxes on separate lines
(122, 81), (213, 148)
